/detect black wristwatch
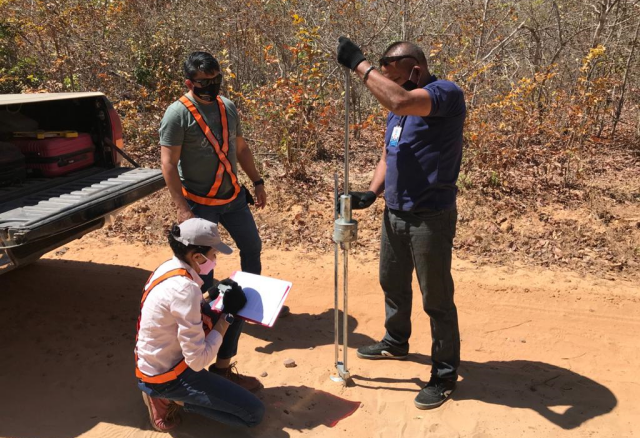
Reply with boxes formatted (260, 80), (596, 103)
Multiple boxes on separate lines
(223, 313), (235, 324)
(253, 178), (265, 187)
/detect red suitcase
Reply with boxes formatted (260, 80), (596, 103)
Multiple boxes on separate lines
(11, 133), (96, 177)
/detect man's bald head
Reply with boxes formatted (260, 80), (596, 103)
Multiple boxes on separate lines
(380, 41), (431, 87)
(383, 41), (428, 68)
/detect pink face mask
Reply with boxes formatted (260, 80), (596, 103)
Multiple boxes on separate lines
(197, 255), (217, 275)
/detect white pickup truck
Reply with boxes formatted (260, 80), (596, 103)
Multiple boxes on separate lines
(0, 92), (165, 273)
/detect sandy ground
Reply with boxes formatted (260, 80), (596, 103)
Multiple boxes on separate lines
(0, 235), (638, 438)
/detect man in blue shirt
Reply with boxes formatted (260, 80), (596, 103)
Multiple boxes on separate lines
(337, 37), (465, 409)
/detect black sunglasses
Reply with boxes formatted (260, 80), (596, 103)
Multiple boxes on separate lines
(378, 55), (418, 67)
(192, 75), (223, 87)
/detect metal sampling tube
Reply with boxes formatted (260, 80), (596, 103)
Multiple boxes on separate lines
(334, 173), (339, 369)
(332, 68), (357, 385)
(343, 235), (349, 372)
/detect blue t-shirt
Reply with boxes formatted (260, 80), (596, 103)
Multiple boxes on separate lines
(384, 76), (466, 211)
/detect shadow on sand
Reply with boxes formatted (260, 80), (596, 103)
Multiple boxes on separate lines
(242, 308), (377, 354)
(352, 352), (617, 430)
(0, 259), (359, 438)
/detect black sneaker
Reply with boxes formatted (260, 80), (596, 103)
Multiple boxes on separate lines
(356, 342), (408, 360)
(414, 377), (456, 410)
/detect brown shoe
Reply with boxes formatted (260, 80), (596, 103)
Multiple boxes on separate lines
(209, 361), (263, 392)
(141, 392), (181, 432)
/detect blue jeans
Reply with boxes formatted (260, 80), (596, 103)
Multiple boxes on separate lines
(188, 187), (261, 360)
(208, 310), (244, 360)
(380, 207), (460, 381)
(188, 187), (262, 277)
(138, 368), (264, 427)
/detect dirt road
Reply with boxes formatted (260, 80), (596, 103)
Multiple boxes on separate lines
(0, 236), (638, 438)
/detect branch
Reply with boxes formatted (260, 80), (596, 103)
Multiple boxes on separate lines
(485, 319), (532, 334)
(479, 20), (526, 64)
(589, 2), (601, 16)
(552, 0), (564, 46)
(611, 18), (640, 136)
(456, 20), (527, 80)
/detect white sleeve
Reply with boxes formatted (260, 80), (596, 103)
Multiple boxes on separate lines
(170, 283), (223, 371)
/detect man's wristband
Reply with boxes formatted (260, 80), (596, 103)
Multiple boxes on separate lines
(363, 65), (375, 83)
(253, 178), (265, 187)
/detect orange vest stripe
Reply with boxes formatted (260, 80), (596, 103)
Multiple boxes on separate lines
(140, 268), (190, 306)
(135, 267), (193, 384)
(206, 163), (226, 198)
(178, 95), (241, 206)
(220, 97), (229, 154)
(135, 359), (189, 384)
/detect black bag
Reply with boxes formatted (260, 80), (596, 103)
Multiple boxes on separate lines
(243, 185), (255, 205)
(0, 111), (38, 133)
(0, 141), (26, 186)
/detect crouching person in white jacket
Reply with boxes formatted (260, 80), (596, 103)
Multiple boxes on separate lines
(135, 218), (264, 432)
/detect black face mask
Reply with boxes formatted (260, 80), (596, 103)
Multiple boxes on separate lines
(401, 80), (418, 91)
(401, 68), (420, 90)
(192, 82), (221, 102)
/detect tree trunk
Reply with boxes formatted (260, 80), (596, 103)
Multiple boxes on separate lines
(471, 0), (490, 106)
(401, 0), (408, 40)
(591, 0), (619, 48)
(611, 18), (640, 137)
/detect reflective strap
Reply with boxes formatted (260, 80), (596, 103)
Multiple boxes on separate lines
(136, 358), (189, 384)
(140, 268), (191, 306)
(181, 185), (240, 206)
(178, 95), (241, 206)
(206, 162), (226, 198)
(135, 267), (193, 383)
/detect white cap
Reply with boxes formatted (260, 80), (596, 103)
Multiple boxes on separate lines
(173, 218), (233, 254)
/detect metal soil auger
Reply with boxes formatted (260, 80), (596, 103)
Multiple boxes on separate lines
(332, 68), (357, 386)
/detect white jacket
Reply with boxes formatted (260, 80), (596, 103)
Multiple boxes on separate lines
(136, 257), (222, 375)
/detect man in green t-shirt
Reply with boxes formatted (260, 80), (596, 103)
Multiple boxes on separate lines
(159, 51), (276, 392)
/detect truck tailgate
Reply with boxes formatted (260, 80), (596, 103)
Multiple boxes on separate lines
(0, 167), (165, 246)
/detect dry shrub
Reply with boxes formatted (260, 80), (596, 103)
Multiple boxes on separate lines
(2, 0), (639, 278)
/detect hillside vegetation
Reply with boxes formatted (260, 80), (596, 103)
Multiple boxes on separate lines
(2, 0), (638, 278)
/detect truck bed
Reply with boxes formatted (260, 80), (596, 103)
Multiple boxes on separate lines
(0, 167), (164, 247)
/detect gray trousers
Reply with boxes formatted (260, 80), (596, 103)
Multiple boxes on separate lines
(380, 207), (460, 380)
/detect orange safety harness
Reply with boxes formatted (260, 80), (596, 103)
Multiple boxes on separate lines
(135, 267), (194, 384)
(179, 95), (241, 206)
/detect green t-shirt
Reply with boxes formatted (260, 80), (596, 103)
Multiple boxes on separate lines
(159, 94), (243, 198)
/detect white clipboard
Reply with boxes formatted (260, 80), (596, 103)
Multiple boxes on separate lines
(210, 271), (292, 327)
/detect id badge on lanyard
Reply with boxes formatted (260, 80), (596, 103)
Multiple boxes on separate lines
(389, 125), (402, 148)
(388, 116), (407, 148)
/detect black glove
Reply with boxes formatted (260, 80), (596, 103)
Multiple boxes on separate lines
(216, 278), (238, 295)
(337, 36), (366, 71)
(201, 300), (216, 319)
(220, 279), (247, 315)
(205, 284), (220, 301)
(350, 191), (377, 209)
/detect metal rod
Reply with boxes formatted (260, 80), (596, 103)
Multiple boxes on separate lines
(344, 69), (350, 196)
(334, 172), (339, 221)
(334, 173), (339, 368)
(341, 68), (350, 378)
(343, 246), (349, 372)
